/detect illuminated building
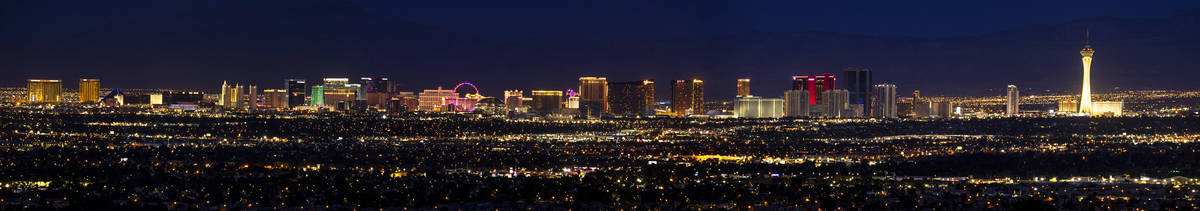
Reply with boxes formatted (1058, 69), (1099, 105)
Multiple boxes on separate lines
(670, 79), (704, 116)
(1006, 85), (1019, 117)
(565, 90), (580, 109)
(26, 79), (62, 103)
(734, 96), (784, 118)
(263, 89), (288, 108)
(931, 101), (953, 118)
(391, 92), (419, 112)
(1079, 33), (1095, 114)
(286, 79), (306, 108)
(362, 77), (391, 109)
(150, 93), (163, 105)
(1058, 100), (1079, 113)
(578, 77), (608, 117)
(872, 84), (897, 118)
(531, 90), (563, 114)
(608, 80), (655, 116)
(418, 88), (454, 111)
(324, 78), (349, 86)
(219, 81), (240, 107)
(792, 74), (835, 104)
(784, 89), (809, 117)
(504, 90), (524, 111)
(309, 85), (324, 106)
(323, 88), (358, 110)
(1090, 101), (1123, 116)
(843, 67), (872, 111)
(79, 79), (100, 103)
(736, 78), (751, 97)
(246, 84), (258, 107)
(445, 82), (483, 112)
(821, 89), (849, 118)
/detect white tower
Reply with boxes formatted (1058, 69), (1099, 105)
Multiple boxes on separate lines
(1079, 31), (1095, 114)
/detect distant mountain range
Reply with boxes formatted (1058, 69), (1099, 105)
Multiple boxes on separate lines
(2, 0), (1197, 98)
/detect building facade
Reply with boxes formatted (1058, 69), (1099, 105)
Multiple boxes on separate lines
(531, 90), (563, 114)
(734, 96), (784, 118)
(872, 84), (897, 118)
(286, 79), (306, 108)
(736, 78), (751, 97)
(784, 89), (809, 117)
(26, 79), (63, 103)
(843, 67), (873, 113)
(792, 74), (836, 105)
(670, 79), (704, 116)
(608, 80), (655, 116)
(79, 79), (100, 103)
(820, 89), (850, 118)
(578, 77), (608, 117)
(1006, 85), (1019, 117)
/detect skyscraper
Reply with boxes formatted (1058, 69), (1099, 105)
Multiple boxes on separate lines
(310, 85), (325, 106)
(263, 89), (288, 108)
(792, 74), (836, 104)
(1006, 85), (1019, 117)
(361, 77), (391, 109)
(286, 79), (306, 108)
(531, 90), (563, 114)
(246, 84), (258, 108)
(79, 79), (100, 103)
(578, 77), (608, 116)
(784, 89), (810, 117)
(843, 67), (873, 112)
(608, 80), (655, 116)
(670, 79), (704, 116)
(504, 90), (524, 111)
(218, 81), (241, 107)
(872, 84), (897, 118)
(26, 79), (62, 103)
(736, 78), (751, 97)
(821, 89), (850, 118)
(1079, 33), (1095, 114)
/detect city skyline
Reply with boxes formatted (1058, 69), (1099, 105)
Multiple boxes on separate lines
(4, 1), (1200, 97)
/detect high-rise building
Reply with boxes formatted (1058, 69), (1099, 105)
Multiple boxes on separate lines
(821, 89), (850, 118)
(1079, 33), (1095, 114)
(79, 79), (100, 103)
(310, 85), (325, 106)
(608, 80), (655, 116)
(26, 79), (63, 103)
(670, 79), (704, 116)
(1006, 85), (1019, 117)
(736, 78), (751, 97)
(263, 89), (288, 108)
(531, 90), (563, 114)
(792, 74), (836, 104)
(734, 96), (784, 118)
(418, 88), (454, 111)
(360, 77), (391, 109)
(218, 81), (242, 107)
(784, 90), (810, 117)
(286, 79), (306, 108)
(578, 77), (608, 116)
(323, 88), (358, 110)
(843, 67), (873, 113)
(360, 77), (391, 93)
(504, 90), (524, 111)
(246, 84), (258, 107)
(931, 101), (953, 118)
(872, 84), (897, 118)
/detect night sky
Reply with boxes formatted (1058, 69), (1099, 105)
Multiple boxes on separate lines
(3, 0), (1199, 98)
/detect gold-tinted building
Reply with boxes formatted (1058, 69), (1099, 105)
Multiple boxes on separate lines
(578, 77), (608, 115)
(79, 79), (100, 103)
(670, 79), (703, 116)
(608, 79), (655, 116)
(531, 90), (563, 113)
(27, 79), (63, 103)
(736, 78), (750, 97)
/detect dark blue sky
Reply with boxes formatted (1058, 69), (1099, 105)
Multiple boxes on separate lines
(351, 0), (1198, 40)
(2, 0), (1199, 97)
(5, 0), (1198, 41)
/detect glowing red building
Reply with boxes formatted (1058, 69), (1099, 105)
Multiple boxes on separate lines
(792, 74), (836, 104)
